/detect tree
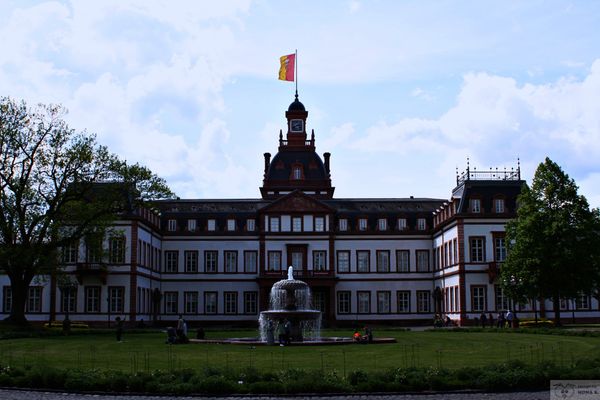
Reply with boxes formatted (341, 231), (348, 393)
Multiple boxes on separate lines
(0, 97), (174, 325)
(500, 157), (600, 325)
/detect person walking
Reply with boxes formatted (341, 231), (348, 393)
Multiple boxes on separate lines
(115, 316), (124, 342)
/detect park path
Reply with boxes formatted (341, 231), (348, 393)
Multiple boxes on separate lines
(0, 389), (549, 400)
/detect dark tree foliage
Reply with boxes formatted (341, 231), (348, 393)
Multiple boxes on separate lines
(500, 157), (600, 325)
(0, 97), (174, 324)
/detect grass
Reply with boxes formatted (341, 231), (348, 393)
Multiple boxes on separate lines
(1, 328), (599, 374)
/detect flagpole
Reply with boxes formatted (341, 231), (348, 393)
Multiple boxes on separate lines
(295, 49), (298, 98)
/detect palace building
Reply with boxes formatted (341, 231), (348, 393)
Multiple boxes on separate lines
(2, 96), (599, 326)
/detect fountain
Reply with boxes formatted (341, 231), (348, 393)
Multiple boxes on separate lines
(258, 266), (321, 342)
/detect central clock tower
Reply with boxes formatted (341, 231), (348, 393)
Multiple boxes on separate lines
(260, 95), (334, 199)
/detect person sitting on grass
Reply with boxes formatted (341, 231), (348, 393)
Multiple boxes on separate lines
(353, 330), (361, 343)
(166, 327), (177, 344)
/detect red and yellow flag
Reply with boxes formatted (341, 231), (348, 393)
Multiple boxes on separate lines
(278, 53), (295, 81)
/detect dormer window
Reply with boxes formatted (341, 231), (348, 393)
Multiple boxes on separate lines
(292, 217), (302, 232)
(397, 218), (407, 230)
(168, 219), (177, 232)
(417, 218), (426, 231)
(227, 219), (236, 231)
(187, 219), (196, 232)
(378, 218), (387, 231)
(338, 218), (348, 231)
(315, 217), (325, 232)
(359, 218), (368, 231)
(246, 219), (256, 231)
(293, 166), (302, 180)
(494, 198), (505, 213)
(270, 217), (280, 232)
(470, 199), (481, 213)
(207, 219), (216, 231)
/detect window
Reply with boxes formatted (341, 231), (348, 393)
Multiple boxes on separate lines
(357, 251), (370, 273)
(358, 218), (368, 231)
(292, 217), (302, 232)
(62, 241), (78, 264)
(470, 199), (481, 213)
(311, 291), (325, 312)
(244, 292), (258, 314)
(184, 292), (198, 314)
(417, 218), (426, 231)
(108, 287), (124, 313)
(313, 250), (327, 271)
(416, 291), (430, 313)
(109, 236), (125, 264)
(377, 291), (391, 313)
(227, 219), (236, 231)
(85, 286), (100, 313)
(26, 287), (42, 313)
(357, 291), (371, 314)
(2, 286), (12, 313)
(378, 218), (387, 231)
(168, 219), (177, 231)
(416, 250), (430, 272)
(376, 250), (390, 272)
(495, 285), (510, 311)
(292, 166), (302, 180)
(164, 251), (178, 273)
(187, 219), (197, 232)
(470, 237), (485, 262)
(397, 291), (410, 313)
(61, 287), (77, 313)
(204, 292), (217, 314)
(337, 291), (351, 314)
(494, 237), (506, 262)
(560, 298), (570, 311)
(397, 218), (407, 231)
(246, 219), (256, 232)
(267, 251), (282, 271)
(207, 219), (216, 231)
(337, 251), (350, 273)
(576, 294), (590, 310)
(224, 292), (238, 314)
(224, 251), (237, 273)
(495, 198), (505, 213)
(291, 252), (303, 270)
(85, 235), (102, 263)
(184, 251), (198, 273)
(164, 291), (178, 314)
(471, 286), (486, 312)
(270, 217), (280, 232)
(396, 250), (410, 272)
(314, 217), (325, 232)
(338, 218), (348, 231)
(244, 251), (257, 273)
(204, 251), (218, 273)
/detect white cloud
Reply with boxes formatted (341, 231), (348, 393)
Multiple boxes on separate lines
(348, 61), (600, 205)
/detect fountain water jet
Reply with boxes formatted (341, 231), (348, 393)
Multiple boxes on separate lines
(259, 266), (321, 342)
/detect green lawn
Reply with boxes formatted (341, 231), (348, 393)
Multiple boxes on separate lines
(1, 329), (598, 374)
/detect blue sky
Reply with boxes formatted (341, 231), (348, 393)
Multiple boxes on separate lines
(2, 1), (600, 206)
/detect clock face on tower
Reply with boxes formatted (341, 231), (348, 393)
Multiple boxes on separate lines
(290, 119), (304, 132)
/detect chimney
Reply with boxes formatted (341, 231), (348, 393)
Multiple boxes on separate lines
(323, 152), (331, 176)
(263, 153), (271, 176)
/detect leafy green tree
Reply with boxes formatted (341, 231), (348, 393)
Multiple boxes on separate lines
(501, 157), (600, 325)
(0, 97), (174, 325)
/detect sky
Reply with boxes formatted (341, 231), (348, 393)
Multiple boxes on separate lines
(1, 1), (600, 206)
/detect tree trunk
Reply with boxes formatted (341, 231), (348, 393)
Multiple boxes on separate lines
(6, 278), (31, 326)
(552, 294), (561, 327)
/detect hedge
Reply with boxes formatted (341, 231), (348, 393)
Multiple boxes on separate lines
(0, 357), (599, 394)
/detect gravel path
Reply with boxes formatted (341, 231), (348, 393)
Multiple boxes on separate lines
(0, 389), (550, 400)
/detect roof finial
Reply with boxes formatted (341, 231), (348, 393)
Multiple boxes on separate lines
(295, 89), (298, 101)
